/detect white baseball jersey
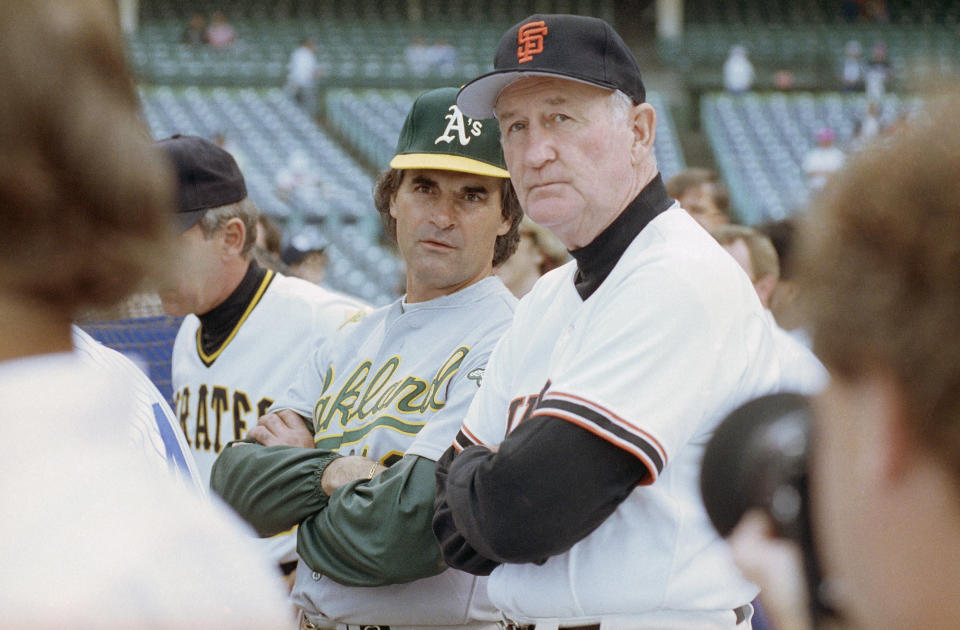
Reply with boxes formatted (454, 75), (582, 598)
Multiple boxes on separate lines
(278, 276), (516, 628)
(72, 326), (205, 494)
(457, 207), (820, 628)
(172, 270), (369, 562)
(0, 351), (292, 628)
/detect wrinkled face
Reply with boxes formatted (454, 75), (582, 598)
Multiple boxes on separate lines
(390, 169), (509, 303)
(495, 77), (643, 249)
(158, 223), (225, 316)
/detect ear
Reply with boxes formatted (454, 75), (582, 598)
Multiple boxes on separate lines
(629, 103), (657, 164)
(221, 217), (246, 257)
(753, 273), (778, 309)
(388, 189), (399, 219)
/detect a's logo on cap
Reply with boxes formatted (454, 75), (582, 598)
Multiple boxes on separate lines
(435, 104), (482, 146)
(517, 20), (548, 64)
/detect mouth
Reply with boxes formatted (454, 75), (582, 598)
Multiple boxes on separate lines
(420, 239), (456, 251)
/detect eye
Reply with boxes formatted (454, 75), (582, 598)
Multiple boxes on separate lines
(551, 113), (570, 123)
(463, 191), (486, 202)
(507, 120), (527, 134)
(413, 183), (433, 194)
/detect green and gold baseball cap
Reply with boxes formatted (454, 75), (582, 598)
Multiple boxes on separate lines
(390, 87), (510, 178)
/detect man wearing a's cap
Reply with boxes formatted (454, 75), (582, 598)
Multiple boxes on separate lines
(210, 88), (523, 630)
(156, 134), (369, 577)
(433, 14), (821, 629)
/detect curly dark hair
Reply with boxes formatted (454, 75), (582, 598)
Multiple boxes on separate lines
(372, 168), (523, 268)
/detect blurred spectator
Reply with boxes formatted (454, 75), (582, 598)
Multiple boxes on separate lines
(281, 234), (328, 285)
(495, 217), (569, 298)
(275, 149), (324, 210)
(755, 218), (810, 347)
(405, 36), (433, 75)
(712, 225), (779, 309)
(666, 167), (732, 231)
(840, 40), (864, 91)
(864, 42), (891, 100)
(723, 45), (755, 94)
(711, 225), (825, 391)
(803, 127), (845, 192)
(252, 215), (288, 273)
(205, 11), (236, 49)
(286, 38), (322, 116)
(432, 38), (458, 74)
(773, 69), (796, 91)
(853, 101), (884, 148)
(181, 12), (207, 46)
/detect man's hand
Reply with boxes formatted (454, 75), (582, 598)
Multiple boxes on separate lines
(728, 510), (814, 630)
(320, 455), (384, 496)
(247, 410), (315, 448)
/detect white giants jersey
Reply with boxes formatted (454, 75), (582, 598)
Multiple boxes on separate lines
(457, 208), (819, 628)
(279, 276), (517, 628)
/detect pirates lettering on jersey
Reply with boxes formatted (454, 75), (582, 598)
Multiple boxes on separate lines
(312, 346), (470, 450)
(173, 385), (273, 452)
(434, 105), (483, 146)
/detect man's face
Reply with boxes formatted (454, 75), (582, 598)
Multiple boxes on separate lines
(721, 238), (755, 281)
(496, 77), (645, 249)
(390, 169), (509, 303)
(158, 223), (225, 316)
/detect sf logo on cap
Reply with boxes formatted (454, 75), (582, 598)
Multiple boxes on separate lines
(517, 20), (548, 63)
(435, 105), (482, 146)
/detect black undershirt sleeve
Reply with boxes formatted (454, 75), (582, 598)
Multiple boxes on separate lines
(432, 413), (649, 573)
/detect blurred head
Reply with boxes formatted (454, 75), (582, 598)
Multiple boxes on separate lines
(815, 127), (836, 147)
(757, 218), (804, 330)
(799, 94), (960, 628)
(0, 0), (173, 319)
(373, 87), (522, 302)
(155, 135), (258, 316)
(666, 168), (731, 231)
(457, 14), (655, 249)
(495, 216), (568, 297)
(712, 224), (779, 308)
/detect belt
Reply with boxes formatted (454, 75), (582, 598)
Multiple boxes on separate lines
(500, 603), (752, 629)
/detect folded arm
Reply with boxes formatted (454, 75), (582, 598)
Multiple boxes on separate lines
(432, 414), (648, 574)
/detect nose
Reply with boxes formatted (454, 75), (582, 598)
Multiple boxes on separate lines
(429, 195), (456, 230)
(520, 125), (555, 169)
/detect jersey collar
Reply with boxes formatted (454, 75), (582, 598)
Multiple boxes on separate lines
(569, 173), (672, 300)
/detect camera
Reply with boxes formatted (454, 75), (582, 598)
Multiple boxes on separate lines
(700, 392), (839, 625)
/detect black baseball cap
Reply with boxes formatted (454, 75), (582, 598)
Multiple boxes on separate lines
(457, 14), (645, 120)
(155, 134), (247, 232)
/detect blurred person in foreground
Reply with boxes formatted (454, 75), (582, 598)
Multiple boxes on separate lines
(666, 167), (732, 231)
(0, 1), (290, 626)
(727, 94), (960, 630)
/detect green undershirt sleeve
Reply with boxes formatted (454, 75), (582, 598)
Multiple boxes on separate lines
(297, 453), (446, 587)
(210, 442), (341, 537)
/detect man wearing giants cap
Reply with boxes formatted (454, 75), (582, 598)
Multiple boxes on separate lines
(432, 15), (818, 629)
(156, 134), (369, 578)
(211, 88), (523, 630)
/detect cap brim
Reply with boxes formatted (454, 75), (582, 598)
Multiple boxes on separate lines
(390, 153), (510, 178)
(173, 208), (208, 233)
(457, 69), (617, 119)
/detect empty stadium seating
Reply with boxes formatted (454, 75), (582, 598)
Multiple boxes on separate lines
(702, 91), (921, 224)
